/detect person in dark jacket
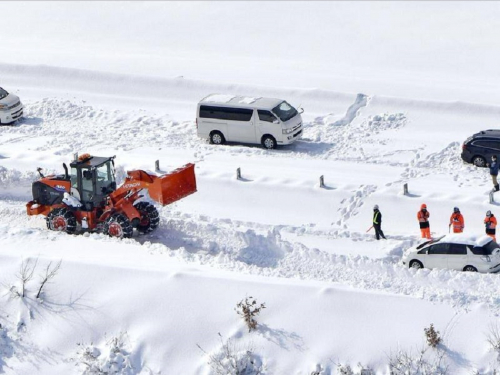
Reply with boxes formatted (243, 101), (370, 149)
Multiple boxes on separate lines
(373, 205), (386, 240)
(489, 155), (499, 192)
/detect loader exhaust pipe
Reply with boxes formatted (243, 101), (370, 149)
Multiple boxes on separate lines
(63, 163), (69, 180)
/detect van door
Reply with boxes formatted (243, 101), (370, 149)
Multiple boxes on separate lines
(226, 107), (255, 143)
(257, 110), (280, 142)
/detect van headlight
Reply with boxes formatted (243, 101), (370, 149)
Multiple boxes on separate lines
(282, 128), (294, 134)
(481, 255), (491, 262)
(0, 104), (7, 110)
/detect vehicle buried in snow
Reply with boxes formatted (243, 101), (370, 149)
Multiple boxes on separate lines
(26, 153), (197, 238)
(0, 86), (23, 125)
(196, 94), (304, 149)
(402, 233), (500, 273)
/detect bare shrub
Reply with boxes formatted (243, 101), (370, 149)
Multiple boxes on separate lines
(235, 297), (266, 333)
(487, 322), (500, 354)
(424, 324), (441, 348)
(336, 364), (354, 375)
(388, 346), (448, 375)
(36, 260), (62, 299)
(197, 333), (264, 375)
(73, 332), (135, 375)
(15, 258), (38, 298)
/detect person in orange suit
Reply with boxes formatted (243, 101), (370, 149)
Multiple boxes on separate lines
(485, 210), (497, 242)
(417, 203), (431, 239)
(449, 207), (464, 233)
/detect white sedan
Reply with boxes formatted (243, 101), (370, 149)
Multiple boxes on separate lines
(402, 234), (500, 273)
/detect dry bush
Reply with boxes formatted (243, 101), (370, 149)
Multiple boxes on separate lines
(424, 324), (441, 348)
(36, 260), (62, 299)
(197, 333), (264, 375)
(235, 297), (266, 333)
(388, 346), (448, 375)
(487, 323), (500, 354)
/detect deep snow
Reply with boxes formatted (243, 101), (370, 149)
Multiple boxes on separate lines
(3, 2), (500, 374)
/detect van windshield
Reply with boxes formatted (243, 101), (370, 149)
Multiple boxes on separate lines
(272, 101), (298, 122)
(0, 88), (8, 100)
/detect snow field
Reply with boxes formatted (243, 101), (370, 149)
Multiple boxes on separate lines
(3, 62), (500, 372)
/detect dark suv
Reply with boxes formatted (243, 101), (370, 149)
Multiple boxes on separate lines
(461, 130), (500, 167)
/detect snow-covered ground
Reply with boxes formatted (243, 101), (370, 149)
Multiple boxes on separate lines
(2, 2), (500, 374)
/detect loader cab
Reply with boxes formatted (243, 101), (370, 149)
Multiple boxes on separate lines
(69, 154), (117, 209)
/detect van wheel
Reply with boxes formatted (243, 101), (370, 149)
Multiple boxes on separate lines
(210, 131), (225, 145)
(463, 265), (477, 272)
(262, 135), (277, 150)
(472, 156), (486, 167)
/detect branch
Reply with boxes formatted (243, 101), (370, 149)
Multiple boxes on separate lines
(36, 260), (62, 299)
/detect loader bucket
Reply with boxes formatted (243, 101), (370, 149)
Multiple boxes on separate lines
(148, 163), (197, 205)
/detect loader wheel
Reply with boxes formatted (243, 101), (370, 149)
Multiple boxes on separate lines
(104, 213), (133, 239)
(46, 207), (77, 234)
(134, 202), (160, 233)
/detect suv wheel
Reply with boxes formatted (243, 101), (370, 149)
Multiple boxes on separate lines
(472, 156), (486, 167)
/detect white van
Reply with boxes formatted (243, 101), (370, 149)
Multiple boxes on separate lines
(196, 94), (303, 149)
(0, 87), (23, 125)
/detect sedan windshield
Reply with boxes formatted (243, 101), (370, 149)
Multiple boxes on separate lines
(0, 88), (8, 100)
(272, 101), (298, 122)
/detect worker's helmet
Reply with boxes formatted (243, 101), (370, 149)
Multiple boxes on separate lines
(421, 203), (427, 210)
(454, 207), (459, 213)
(487, 210), (492, 217)
(373, 204), (379, 210)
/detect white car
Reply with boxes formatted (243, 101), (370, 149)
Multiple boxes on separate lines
(0, 87), (23, 125)
(402, 233), (500, 273)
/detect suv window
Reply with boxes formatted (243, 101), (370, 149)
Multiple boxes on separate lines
(448, 243), (467, 255)
(199, 105), (253, 122)
(427, 243), (449, 255)
(472, 140), (500, 150)
(258, 110), (277, 123)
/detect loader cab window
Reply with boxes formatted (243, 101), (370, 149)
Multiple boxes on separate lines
(95, 162), (116, 195)
(81, 168), (94, 202)
(70, 167), (78, 188)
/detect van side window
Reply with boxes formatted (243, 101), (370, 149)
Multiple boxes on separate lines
(199, 105), (252, 122)
(258, 110), (277, 123)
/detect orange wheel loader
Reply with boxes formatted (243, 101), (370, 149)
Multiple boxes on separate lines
(26, 153), (197, 238)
